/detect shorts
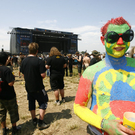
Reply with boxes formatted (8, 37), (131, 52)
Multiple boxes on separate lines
(0, 97), (19, 123)
(27, 89), (48, 111)
(50, 74), (64, 90)
(78, 65), (82, 73)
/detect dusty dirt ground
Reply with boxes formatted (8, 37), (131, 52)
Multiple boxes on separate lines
(0, 68), (89, 135)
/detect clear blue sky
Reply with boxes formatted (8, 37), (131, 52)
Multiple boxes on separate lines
(0, 0), (135, 53)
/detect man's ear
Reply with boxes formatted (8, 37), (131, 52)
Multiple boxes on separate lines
(101, 36), (105, 45)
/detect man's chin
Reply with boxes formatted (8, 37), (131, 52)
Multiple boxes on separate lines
(107, 52), (124, 58)
(112, 52), (124, 58)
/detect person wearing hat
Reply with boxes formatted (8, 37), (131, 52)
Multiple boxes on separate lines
(89, 50), (101, 66)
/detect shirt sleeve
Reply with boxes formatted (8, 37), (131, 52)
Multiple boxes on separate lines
(5, 68), (15, 83)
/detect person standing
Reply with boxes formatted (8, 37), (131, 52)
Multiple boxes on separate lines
(20, 42), (49, 130)
(12, 55), (18, 69)
(0, 52), (20, 135)
(89, 50), (101, 66)
(18, 52), (24, 78)
(74, 17), (135, 135)
(46, 47), (66, 105)
(63, 53), (69, 77)
(68, 54), (73, 77)
(83, 53), (90, 70)
(6, 54), (13, 72)
(74, 51), (83, 79)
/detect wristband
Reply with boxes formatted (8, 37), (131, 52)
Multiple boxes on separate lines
(101, 118), (105, 129)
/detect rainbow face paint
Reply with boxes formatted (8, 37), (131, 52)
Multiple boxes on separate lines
(104, 24), (130, 58)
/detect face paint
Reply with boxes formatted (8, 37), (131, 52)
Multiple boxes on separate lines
(104, 24), (131, 58)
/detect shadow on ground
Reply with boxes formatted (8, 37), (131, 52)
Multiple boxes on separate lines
(5, 119), (37, 135)
(44, 109), (72, 123)
(65, 96), (75, 102)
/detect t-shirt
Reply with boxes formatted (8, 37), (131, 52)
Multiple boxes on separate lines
(69, 58), (73, 65)
(20, 56), (46, 93)
(46, 55), (66, 75)
(18, 55), (24, 65)
(77, 55), (83, 66)
(64, 56), (68, 64)
(0, 66), (16, 100)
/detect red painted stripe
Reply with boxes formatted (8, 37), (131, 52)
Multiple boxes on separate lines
(74, 76), (92, 105)
(92, 101), (135, 119)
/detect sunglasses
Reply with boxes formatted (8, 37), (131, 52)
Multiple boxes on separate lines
(104, 29), (134, 43)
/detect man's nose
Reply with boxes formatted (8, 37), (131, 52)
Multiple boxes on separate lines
(117, 37), (124, 45)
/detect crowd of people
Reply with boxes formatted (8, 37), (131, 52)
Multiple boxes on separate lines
(0, 45), (104, 135)
(1, 16), (135, 135)
(3, 48), (106, 80)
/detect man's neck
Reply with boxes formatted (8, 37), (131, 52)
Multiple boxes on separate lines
(105, 53), (126, 67)
(28, 54), (36, 57)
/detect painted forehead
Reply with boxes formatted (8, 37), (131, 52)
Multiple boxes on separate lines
(107, 24), (130, 33)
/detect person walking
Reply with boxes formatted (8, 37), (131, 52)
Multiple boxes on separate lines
(46, 47), (66, 105)
(20, 42), (49, 130)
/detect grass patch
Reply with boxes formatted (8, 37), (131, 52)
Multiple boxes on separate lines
(21, 115), (31, 120)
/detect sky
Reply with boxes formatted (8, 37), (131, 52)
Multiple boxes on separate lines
(0, 0), (135, 53)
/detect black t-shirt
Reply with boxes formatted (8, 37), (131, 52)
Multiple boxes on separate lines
(0, 66), (16, 100)
(89, 57), (101, 66)
(13, 56), (18, 63)
(20, 56), (46, 93)
(46, 55), (66, 75)
(64, 56), (68, 64)
(69, 58), (73, 65)
(77, 55), (83, 66)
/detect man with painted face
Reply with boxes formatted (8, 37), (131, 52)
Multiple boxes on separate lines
(74, 17), (135, 135)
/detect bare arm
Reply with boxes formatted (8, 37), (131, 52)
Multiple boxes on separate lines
(41, 72), (46, 78)
(88, 58), (90, 64)
(8, 81), (14, 86)
(63, 64), (67, 68)
(45, 65), (50, 69)
(6, 57), (12, 66)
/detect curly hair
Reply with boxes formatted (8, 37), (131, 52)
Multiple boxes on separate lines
(101, 17), (131, 36)
(49, 47), (61, 57)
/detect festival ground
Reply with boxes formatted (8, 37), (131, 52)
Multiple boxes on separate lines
(0, 67), (89, 135)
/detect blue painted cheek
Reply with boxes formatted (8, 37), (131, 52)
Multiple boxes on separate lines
(110, 81), (135, 102)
